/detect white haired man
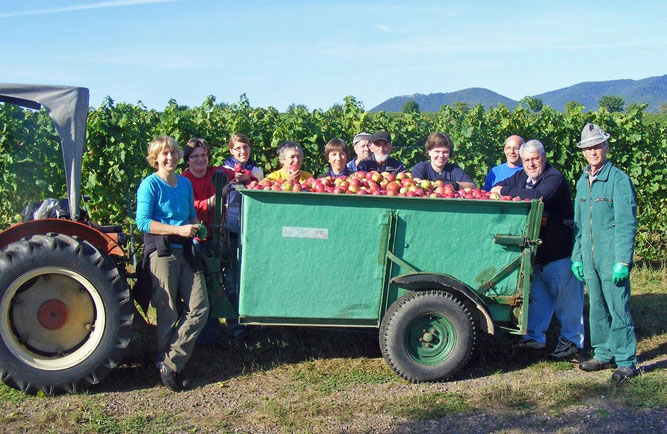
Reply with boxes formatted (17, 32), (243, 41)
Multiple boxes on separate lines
(491, 140), (584, 359)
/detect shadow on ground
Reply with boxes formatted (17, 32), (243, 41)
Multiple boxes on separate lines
(92, 287), (666, 393)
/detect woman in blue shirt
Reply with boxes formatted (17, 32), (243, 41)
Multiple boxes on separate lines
(136, 136), (209, 391)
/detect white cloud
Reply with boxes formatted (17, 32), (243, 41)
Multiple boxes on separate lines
(0, 0), (178, 18)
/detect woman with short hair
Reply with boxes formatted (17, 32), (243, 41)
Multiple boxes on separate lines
(136, 136), (209, 391)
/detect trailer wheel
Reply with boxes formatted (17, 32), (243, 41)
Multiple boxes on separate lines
(0, 234), (133, 395)
(379, 290), (476, 382)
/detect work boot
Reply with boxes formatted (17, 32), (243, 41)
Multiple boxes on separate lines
(159, 363), (182, 392)
(549, 337), (579, 359)
(176, 371), (191, 390)
(579, 358), (615, 372)
(512, 338), (546, 349)
(611, 366), (637, 381)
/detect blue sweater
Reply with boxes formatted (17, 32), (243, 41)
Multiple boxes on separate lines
(411, 161), (474, 184)
(357, 156), (406, 175)
(136, 173), (196, 233)
(482, 163), (523, 191)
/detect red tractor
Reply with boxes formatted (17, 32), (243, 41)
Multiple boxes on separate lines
(0, 84), (134, 394)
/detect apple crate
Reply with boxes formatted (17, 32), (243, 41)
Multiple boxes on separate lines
(236, 189), (543, 382)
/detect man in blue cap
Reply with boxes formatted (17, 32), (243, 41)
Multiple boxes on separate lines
(571, 123), (638, 381)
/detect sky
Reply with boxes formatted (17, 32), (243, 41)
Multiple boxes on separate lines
(2, 0), (666, 111)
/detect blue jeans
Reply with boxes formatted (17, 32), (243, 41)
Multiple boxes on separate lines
(525, 256), (584, 347)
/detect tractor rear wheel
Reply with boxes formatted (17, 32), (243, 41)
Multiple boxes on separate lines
(379, 290), (476, 382)
(0, 234), (133, 395)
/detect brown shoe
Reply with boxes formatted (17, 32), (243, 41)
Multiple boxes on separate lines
(579, 358), (615, 372)
(611, 366), (637, 381)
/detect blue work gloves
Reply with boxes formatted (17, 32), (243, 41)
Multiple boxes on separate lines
(612, 263), (629, 285)
(571, 261), (584, 282)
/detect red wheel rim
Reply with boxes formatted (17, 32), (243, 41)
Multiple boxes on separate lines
(37, 299), (70, 330)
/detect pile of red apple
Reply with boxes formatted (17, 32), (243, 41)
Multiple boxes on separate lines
(246, 170), (528, 201)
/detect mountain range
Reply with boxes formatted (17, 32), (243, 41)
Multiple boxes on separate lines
(370, 74), (667, 113)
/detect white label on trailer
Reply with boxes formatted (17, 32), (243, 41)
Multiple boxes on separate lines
(282, 226), (328, 239)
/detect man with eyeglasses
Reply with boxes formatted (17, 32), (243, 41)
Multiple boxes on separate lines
(347, 132), (372, 172)
(491, 140), (584, 361)
(483, 135), (525, 191)
(571, 123), (639, 381)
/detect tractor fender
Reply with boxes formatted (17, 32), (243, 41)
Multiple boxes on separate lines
(391, 272), (495, 335)
(0, 219), (125, 257)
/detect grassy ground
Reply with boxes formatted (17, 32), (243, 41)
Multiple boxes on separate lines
(1, 265), (665, 432)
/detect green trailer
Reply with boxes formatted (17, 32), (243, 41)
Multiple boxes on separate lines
(213, 189), (543, 382)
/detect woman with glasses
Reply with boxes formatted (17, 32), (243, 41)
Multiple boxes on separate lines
(182, 137), (258, 343)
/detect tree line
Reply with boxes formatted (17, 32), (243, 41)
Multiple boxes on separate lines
(0, 96), (664, 261)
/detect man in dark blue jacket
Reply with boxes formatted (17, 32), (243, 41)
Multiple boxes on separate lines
(491, 140), (584, 359)
(357, 131), (406, 175)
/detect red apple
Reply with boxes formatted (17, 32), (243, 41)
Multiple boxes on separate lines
(386, 181), (400, 193)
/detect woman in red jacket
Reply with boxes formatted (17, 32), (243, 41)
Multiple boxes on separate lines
(181, 138), (256, 343)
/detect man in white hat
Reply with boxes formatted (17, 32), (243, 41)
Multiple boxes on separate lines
(571, 123), (638, 381)
(347, 132), (372, 172)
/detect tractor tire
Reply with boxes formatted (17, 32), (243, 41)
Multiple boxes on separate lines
(379, 290), (476, 382)
(0, 233), (133, 395)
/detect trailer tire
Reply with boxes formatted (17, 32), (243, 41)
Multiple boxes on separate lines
(0, 234), (133, 395)
(379, 290), (476, 382)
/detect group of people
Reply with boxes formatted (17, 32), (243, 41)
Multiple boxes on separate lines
(136, 123), (638, 391)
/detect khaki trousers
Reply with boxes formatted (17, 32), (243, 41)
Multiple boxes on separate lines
(150, 249), (209, 372)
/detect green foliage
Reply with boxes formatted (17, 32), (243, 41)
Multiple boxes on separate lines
(599, 95), (625, 112)
(402, 100), (420, 114)
(565, 100), (584, 113)
(0, 97), (664, 261)
(520, 96), (543, 112)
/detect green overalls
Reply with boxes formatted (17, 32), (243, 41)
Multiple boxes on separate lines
(571, 162), (637, 368)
